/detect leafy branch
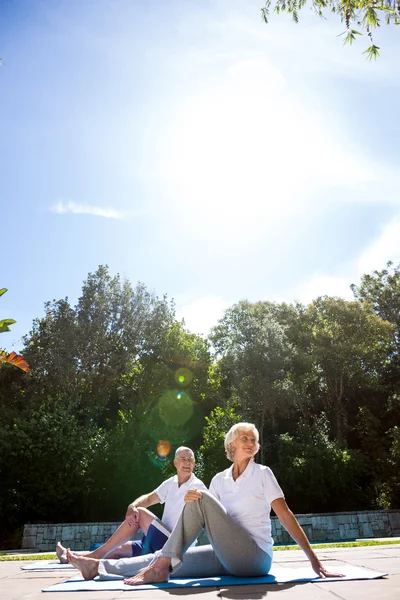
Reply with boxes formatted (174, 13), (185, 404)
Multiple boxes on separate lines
(261, 0), (400, 58)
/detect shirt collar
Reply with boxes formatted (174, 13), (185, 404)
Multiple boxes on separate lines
(174, 473), (193, 486)
(227, 459), (255, 481)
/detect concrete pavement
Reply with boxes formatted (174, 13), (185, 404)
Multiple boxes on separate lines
(1, 543), (399, 600)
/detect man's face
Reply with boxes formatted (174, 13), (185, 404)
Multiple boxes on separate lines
(174, 450), (195, 478)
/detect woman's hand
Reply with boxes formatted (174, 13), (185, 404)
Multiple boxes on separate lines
(184, 488), (202, 503)
(309, 555), (344, 579)
(271, 498), (344, 579)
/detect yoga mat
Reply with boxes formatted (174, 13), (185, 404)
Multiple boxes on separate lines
(42, 564), (388, 592)
(22, 560), (75, 571)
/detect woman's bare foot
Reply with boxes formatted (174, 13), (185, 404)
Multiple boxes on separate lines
(124, 557), (171, 586)
(66, 550), (99, 580)
(56, 542), (68, 564)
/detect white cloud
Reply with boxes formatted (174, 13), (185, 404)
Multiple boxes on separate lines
(175, 214), (400, 333)
(51, 201), (125, 219)
(177, 295), (232, 336)
(356, 217), (400, 275)
(271, 274), (355, 305)
(273, 214), (400, 305)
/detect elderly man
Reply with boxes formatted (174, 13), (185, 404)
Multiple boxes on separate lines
(57, 446), (206, 563)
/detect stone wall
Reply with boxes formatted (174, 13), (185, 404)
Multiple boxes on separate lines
(22, 523), (142, 552)
(272, 510), (400, 545)
(22, 510), (400, 552)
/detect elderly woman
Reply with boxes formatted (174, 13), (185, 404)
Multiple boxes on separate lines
(68, 423), (342, 583)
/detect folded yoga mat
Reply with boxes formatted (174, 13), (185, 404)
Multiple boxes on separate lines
(42, 565), (388, 592)
(22, 561), (75, 571)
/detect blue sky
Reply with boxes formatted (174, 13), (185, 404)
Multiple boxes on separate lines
(1, 0), (400, 350)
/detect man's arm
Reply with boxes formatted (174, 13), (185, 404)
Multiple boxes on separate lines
(271, 498), (343, 578)
(126, 491), (161, 522)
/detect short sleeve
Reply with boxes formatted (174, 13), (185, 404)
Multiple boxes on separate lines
(154, 478), (171, 504)
(262, 467), (285, 504)
(209, 476), (221, 501)
(193, 477), (208, 493)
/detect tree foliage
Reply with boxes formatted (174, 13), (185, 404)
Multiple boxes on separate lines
(0, 288), (29, 373)
(0, 267), (213, 540)
(1, 263), (400, 547)
(261, 0), (400, 58)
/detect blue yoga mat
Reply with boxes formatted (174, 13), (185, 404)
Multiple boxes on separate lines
(41, 565), (388, 592)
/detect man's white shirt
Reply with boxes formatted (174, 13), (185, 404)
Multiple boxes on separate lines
(154, 473), (207, 531)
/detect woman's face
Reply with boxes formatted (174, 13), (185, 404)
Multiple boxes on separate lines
(233, 428), (258, 462)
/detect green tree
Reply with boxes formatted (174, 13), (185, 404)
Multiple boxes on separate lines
(272, 414), (368, 512)
(0, 395), (98, 529)
(22, 266), (177, 423)
(351, 262), (400, 382)
(261, 0), (399, 58)
(300, 297), (393, 440)
(196, 402), (243, 486)
(210, 301), (294, 462)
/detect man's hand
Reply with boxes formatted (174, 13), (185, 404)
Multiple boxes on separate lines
(184, 488), (202, 503)
(125, 503), (139, 527)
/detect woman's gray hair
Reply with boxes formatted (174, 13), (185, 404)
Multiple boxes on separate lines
(224, 423), (260, 462)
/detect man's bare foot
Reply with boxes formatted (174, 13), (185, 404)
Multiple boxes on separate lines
(66, 549), (99, 580)
(56, 542), (68, 564)
(124, 557), (171, 586)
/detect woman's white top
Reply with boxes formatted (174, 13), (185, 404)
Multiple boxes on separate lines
(209, 460), (284, 555)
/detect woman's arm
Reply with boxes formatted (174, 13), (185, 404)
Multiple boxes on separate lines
(271, 498), (343, 578)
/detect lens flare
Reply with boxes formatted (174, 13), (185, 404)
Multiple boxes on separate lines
(174, 367), (193, 387)
(157, 439), (171, 458)
(158, 389), (194, 426)
(177, 392), (182, 400)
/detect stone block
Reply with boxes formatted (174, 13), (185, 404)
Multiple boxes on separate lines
(326, 516), (337, 530)
(197, 531), (209, 546)
(358, 514), (368, 523)
(23, 526), (37, 536)
(346, 529), (359, 539)
(313, 530), (327, 541)
(361, 523), (373, 537)
(22, 535), (36, 549)
(338, 515), (351, 524)
(61, 526), (75, 540)
(44, 526), (55, 540)
(389, 512), (400, 533)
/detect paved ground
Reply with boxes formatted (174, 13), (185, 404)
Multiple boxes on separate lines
(1, 544), (399, 600)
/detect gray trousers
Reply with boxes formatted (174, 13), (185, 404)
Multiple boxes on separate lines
(98, 490), (272, 579)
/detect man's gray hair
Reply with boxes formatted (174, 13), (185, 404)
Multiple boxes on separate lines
(175, 446), (195, 459)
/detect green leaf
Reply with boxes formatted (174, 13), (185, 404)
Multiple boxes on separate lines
(0, 288), (7, 297)
(362, 44), (380, 60)
(0, 319), (16, 327)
